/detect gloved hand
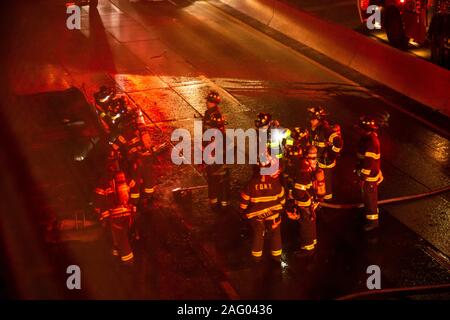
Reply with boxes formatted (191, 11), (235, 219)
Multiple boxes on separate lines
(286, 210), (300, 220)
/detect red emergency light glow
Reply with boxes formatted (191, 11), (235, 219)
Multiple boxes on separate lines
(360, 0), (369, 11)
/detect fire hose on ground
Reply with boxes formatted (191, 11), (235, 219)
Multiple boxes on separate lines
(336, 282), (450, 300)
(319, 185), (450, 209)
(173, 185), (450, 208)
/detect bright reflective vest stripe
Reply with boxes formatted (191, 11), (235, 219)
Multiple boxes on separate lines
(249, 189), (284, 203)
(295, 199), (312, 207)
(365, 152), (380, 159)
(246, 206), (282, 219)
(121, 252), (134, 261)
(318, 161), (336, 169)
(332, 146), (341, 153)
(241, 193), (250, 201)
(252, 251), (263, 257)
(271, 249), (282, 256)
(294, 183), (312, 190)
(365, 171), (383, 182)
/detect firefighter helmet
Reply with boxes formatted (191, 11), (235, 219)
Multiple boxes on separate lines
(205, 111), (226, 129)
(258, 154), (280, 178)
(206, 90), (221, 104)
(307, 106), (327, 120)
(359, 115), (379, 131)
(255, 112), (272, 128)
(94, 86), (116, 107)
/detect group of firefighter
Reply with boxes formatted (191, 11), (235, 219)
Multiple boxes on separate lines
(89, 86), (384, 266)
(91, 86), (163, 266)
(202, 90), (383, 264)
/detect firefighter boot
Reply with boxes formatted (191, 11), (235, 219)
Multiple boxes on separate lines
(364, 219), (379, 232)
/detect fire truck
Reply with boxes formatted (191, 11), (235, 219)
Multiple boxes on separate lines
(357, 0), (449, 67)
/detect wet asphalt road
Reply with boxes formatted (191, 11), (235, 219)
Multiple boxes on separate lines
(0, 0), (449, 299)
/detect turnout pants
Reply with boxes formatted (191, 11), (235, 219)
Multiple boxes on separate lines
(297, 206), (317, 251)
(250, 217), (282, 260)
(110, 216), (134, 264)
(322, 167), (334, 201)
(206, 167), (230, 207)
(130, 160), (155, 206)
(362, 181), (379, 222)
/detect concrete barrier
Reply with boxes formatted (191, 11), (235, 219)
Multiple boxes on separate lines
(219, 0), (450, 117)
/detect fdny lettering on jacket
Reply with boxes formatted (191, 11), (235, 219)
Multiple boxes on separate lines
(255, 183), (273, 191)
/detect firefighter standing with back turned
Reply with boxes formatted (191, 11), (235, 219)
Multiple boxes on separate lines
(203, 91), (230, 210)
(94, 152), (136, 266)
(308, 107), (343, 201)
(240, 158), (285, 263)
(203, 90), (223, 126)
(356, 115), (383, 232)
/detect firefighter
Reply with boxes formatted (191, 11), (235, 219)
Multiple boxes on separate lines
(254, 113), (293, 189)
(287, 146), (320, 253)
(93, 87), (132, 134)
(281, 127), (309, 215)
(254, 113), (293, 160)
(356, 115), (383, 232)
(285, 127), (310, 182)
(107, 97), (130, 129)
(132, 110), (159, 210)
(94, 85), (116, 132)
(203, 90), (223, 125)
(291, 127), (310, 153)
(203, 111), (230, 210)
(108, 109), (143, 204)
(308, 107), (343, 201)
(240, 158), (285, 263)
(94, 152), (137, 265)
